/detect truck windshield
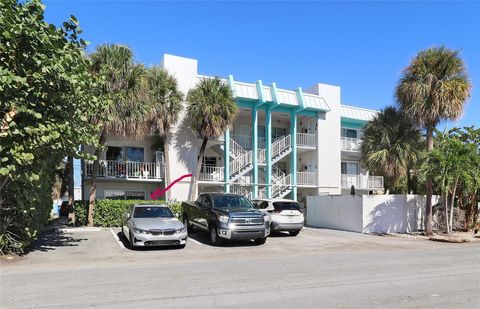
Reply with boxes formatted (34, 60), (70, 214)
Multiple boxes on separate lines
(133, 207), (174, 218)
(212, 195), (253, 210)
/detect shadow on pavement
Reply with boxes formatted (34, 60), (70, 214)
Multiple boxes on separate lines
(186, 229), (264, 247)
(24, 223), (86, 255)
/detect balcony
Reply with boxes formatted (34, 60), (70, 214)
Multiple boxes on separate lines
(296, 133), (316, 148)
(297, 172), (316, 186)
(199, 166), (224, 182)
(341, 137), (362, 152)
(341, 174), (384, 190)
(85, 160), (164, 181)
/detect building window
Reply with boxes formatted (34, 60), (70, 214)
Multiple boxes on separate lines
(106, 146), (145, 162)
(106, 146), (124, 161)
(104, 190), (146, 200)
(341, 162), (359, 175)
(341, 128), (358, 139)
(126, 147), (144, 162)
(201, 156), (217, 172)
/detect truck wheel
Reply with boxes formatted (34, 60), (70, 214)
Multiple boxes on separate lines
(289, 230), (301, 236)
(183, 215), (193, 234)
(209, 226), (223, 246)
(254, 237), (267, 245)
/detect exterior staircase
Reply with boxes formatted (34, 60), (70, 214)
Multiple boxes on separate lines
(258, 135), (292, 165)
(229, 139), (253, 182)
(257, 171), (292, 199)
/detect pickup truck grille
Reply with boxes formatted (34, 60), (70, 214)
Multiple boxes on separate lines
(230, 217), (264, 226)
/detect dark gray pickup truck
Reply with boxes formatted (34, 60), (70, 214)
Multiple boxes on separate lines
(182, 193), (270, 245)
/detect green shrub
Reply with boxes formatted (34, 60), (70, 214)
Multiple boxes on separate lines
(73, 199), (183, 227)
(74, 201), (88, 227)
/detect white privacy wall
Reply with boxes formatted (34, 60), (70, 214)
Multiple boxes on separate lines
(306, 195), (439, 233)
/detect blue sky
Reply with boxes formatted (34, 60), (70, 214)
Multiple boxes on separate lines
(42, 1), (479, 185)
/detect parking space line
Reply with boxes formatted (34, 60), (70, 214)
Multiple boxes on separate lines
(187, 236), (204, 246)
(110, 228), (126, 250)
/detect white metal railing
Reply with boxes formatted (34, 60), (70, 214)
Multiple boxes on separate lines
(297, 172), (316, 186)
(297, 133), (316, 148)
(258, 135), (291, 164)
(272, 165), (286, 181)
(230, 148), (252, 176)
(258, 187), (266, 199)
(231, 134), (266, 150)
(199, 166), (224, 182)
(230, 138), (247, 157)
(341, 174), (384, 189)
(85, 160), (164, 180)
(231, 183), (253, 200)
(272, 174), (291, 198)
(341, 137), (362, 152)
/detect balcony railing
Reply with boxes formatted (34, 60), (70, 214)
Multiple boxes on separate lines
(231, 134), (265, 150)
(85, 160), (164, 180)
(297, 172), (316, 186)
(341, 174), (384, 190)
(199, 166), (224, 182)
(297, 133), (316, 148)
(341, 137), (362, 152)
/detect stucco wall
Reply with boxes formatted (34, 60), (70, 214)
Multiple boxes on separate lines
(306, 194), (439, 234)
(306, 195), (363, 233)
(82, 181), (164, 201)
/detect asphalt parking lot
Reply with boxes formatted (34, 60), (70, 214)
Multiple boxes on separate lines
(1, 226), (479, 308)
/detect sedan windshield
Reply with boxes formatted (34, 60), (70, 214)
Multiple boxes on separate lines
(133, 207), (174, 218)
(212, 195), (253, 210)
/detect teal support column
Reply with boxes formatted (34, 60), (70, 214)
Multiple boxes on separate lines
(252, 106), (258, 198)
(265, 109), (272, 198)
(290, 113), (297, 200)
(224, 129), (230, 193)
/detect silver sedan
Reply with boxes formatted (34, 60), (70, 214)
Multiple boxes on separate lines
(122, 204), (187, 248)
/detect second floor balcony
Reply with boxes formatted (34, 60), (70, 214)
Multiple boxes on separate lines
(341, 137), (362, 152)
(84, 160), (165, 181)
(341, 174), (384, 190)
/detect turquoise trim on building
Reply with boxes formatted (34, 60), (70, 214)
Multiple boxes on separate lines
(290, 112), (297, 200)
(341, 118), (367, 129)
(265, 109), (272, 198)
(224, 129), (230, 193)
(295, 87), (306, 111)
(270, 82), (280, 108)
(252, 106), (258, 198)
(227, 75), (236, 98)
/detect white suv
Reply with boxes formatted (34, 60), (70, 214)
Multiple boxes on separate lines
(251, 198), (304, 236)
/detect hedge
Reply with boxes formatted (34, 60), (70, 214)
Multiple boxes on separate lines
(74, 200), (181, 227)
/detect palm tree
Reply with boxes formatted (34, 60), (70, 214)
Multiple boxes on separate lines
(395, 46), (471, 235)
(186, 77), (237, 200)
(144, 67), (183, 200)
(87, 44), (147, 226)
(360, 106), (422, 194)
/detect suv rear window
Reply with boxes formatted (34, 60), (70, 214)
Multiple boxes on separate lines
(273, 202), (300, 211)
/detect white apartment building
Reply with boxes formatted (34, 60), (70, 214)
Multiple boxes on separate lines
(82, 54), (384, 204)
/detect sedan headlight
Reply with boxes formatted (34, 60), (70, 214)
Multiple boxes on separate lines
(218, 215), (229, 224)
(176, 226), (187, 234)
(133, 228), (150, 234)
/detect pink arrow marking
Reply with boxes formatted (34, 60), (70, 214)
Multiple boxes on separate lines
(150, 174), (193, 200)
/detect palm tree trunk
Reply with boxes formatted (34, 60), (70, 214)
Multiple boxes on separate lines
(163, 136), (171, 201)
(424, 125), (434, 235)
(189, 138), (208, 201)
(67, 156), (75, 226)
(449, 177), (459, 233)
(88, 131), (106, 227)
(444, 192), (450, 234)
